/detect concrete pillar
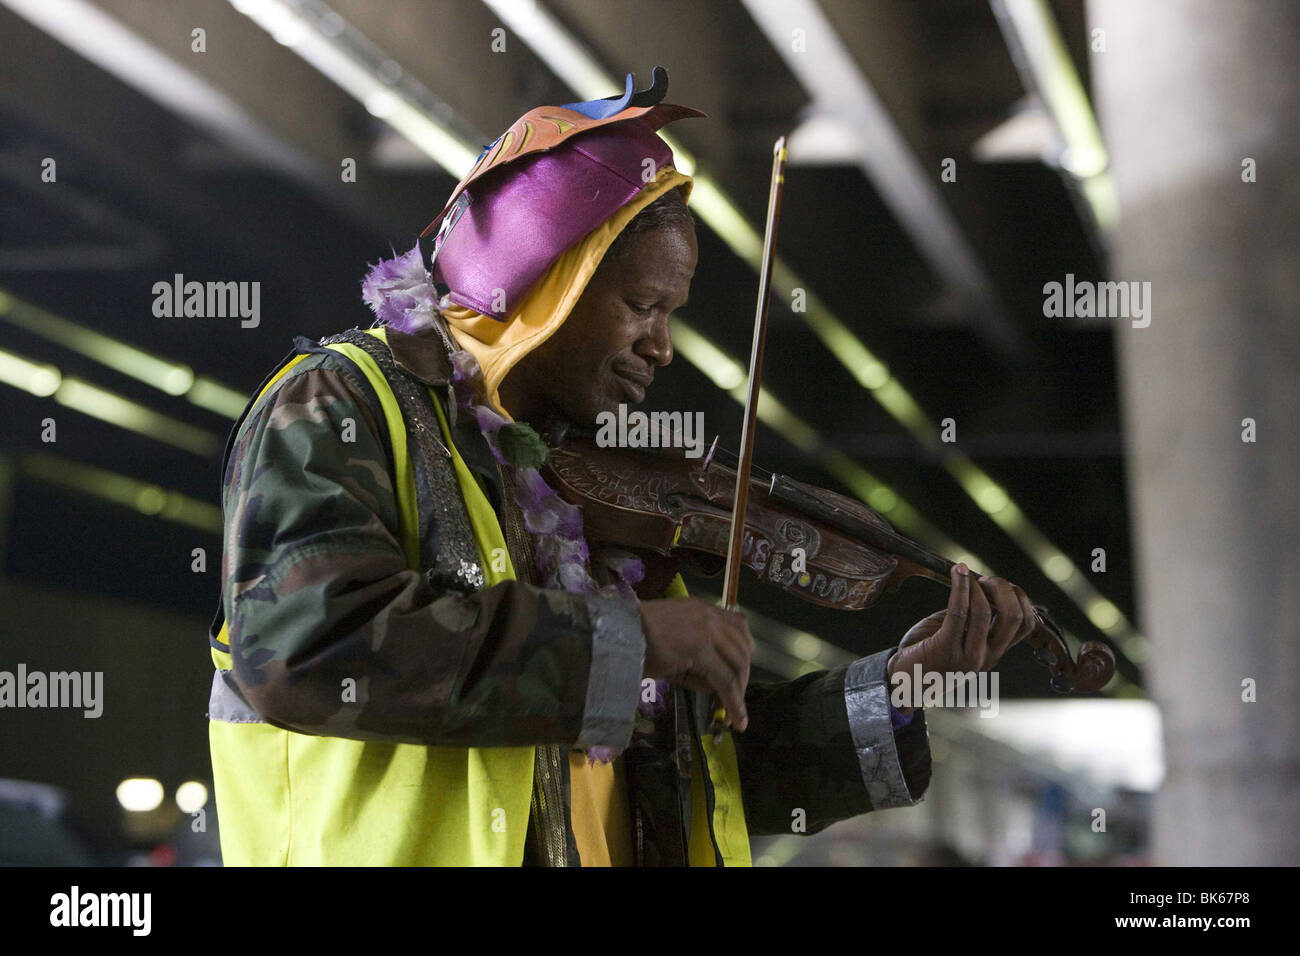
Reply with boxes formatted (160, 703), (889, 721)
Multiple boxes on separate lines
(1090, 0), (1300, 864)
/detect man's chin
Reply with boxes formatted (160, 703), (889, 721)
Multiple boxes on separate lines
(591, 390), (637, 418)
(559, 385), (645, 430)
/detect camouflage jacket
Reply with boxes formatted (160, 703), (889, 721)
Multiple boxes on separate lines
(213, 322), (931, 865)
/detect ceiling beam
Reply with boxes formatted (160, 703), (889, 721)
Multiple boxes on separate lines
(741, 0), (1028, 362)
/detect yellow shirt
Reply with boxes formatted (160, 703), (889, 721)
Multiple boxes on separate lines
(567, 745), (720, 867)
(567, 751), (635, 867)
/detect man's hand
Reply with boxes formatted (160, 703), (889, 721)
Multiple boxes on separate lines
(640, 597), (753, 732)
(887, 563), (1038, 715)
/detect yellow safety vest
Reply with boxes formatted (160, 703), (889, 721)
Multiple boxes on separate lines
(209, 327), (750, 865)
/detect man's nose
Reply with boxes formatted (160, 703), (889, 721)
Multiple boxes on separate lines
(640, 315), (674, 367)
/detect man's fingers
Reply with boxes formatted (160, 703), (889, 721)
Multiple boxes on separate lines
(897, 608), (946, 654)
(711, 615), (753, 685)
(942, 563), (971, 641)
(965, 572), (993, 664)
(723, 609), (756, 661)
(702, 611), (750, 730)
(923, 608), (948, 627)
(979, 577), (1023, 659)
(703, 645), (748, 730)
(1013, 586), (1037, 644)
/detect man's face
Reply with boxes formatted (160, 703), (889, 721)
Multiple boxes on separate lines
(501, 221), (698, 426)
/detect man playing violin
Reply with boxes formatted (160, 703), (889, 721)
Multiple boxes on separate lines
(207, 70), (1040, 866)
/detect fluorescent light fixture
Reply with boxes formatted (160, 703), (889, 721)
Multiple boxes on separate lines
(54, 378), (221, 456)
(989, 0), (1119, 230)
(1, 287), (249, 419)
(1086, 597), (1122, 632)
(187, 376), (249, 419)
(229, 0), (481, 177)
(1, 0), (316, 179)
(2, 340), (224, 457)
(865, 486), (898, 515)
(1, 292), (193, 395)
(668, 320), (746, 390)
(976, 481), (1011, 516)
(679, 176), (763, 265)
(745, 389), (820, 454)
(0, 347), (61, 397)
(788, 632), (823, 662)
(1043, 553), (1076, 583)
(22, 453), (223, 533)
(1122, 635), (1150, 666)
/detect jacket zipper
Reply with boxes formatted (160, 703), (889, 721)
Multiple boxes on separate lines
(496, 459), (571, 867)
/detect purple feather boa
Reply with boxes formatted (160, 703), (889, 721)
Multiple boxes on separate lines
(361, 243), (439, 333)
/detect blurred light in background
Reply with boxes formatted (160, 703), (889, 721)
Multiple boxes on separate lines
(989, 0), (1118, 229)
(0, 288), (249, 419)
(1, 290), (194, 395)
(20, 453), (223, 533)
(115, 777), (164, 813)
(0, 347), (61, 397)
(175, 781), (209, 814)
(53, 379), (221, 457)
(0, 0), (317, 180)
(968, 700), (1163, 792)
(229, 0), (480, 175)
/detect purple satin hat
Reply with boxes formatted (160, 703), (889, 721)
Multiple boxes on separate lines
(425, 68), (704, 318)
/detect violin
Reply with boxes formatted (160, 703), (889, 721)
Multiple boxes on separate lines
(542, 431), (1116, 696)
(549, 133), (1115, 730)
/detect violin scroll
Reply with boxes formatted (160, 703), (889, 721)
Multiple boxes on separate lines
(1026, 605), (1116, 693)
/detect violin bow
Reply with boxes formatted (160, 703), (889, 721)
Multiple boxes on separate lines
(703, 136), (788, 742)
(696, 140), (1114, 717)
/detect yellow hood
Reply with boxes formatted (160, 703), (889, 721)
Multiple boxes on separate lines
(440, 166), (692, 419)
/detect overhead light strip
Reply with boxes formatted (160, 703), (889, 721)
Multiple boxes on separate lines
(0, 0), (318, 180)
(0, 287), (248, 419)
(990, 0), (1119, 230)
(0, 344), (222, 456)
(229, 0), (482, 176)
(19, 452), (222, 533)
